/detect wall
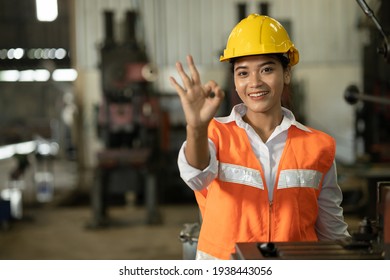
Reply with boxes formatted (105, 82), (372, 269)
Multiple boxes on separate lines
(71, 0), (366, 166)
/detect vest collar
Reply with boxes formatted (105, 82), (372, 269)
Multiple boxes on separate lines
(215, 103), (312, 133)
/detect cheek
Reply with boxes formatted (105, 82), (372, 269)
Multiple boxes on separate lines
(234, 78), (246, 93)
(269, 78), (286, 96)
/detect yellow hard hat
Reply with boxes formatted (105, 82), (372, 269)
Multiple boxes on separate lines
(220, 14), (299, 66)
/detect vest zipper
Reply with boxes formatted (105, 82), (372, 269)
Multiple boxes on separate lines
(268, 200), (273, 241)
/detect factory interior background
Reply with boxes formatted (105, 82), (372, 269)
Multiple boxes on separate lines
(1, 0), (390, 260)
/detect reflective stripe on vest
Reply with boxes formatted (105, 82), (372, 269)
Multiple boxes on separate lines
(219, 163), (322, 191)
(219, 162), (264, 190)
(278, 169), (322, 190)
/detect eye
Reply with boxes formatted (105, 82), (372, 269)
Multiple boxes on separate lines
(236, 70), (248, 77)
(261, 67), (274, 73)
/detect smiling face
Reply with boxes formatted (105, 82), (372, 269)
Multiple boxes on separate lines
(233, 54), (291, 119)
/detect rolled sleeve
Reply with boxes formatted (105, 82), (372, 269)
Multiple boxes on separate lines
(315, 161), (351, 240)
(177, 139), (218, 191)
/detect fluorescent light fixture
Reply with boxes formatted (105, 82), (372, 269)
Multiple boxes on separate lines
(37, 142), (59, 156)
(55, 48), (67, 59)
(0, 140), (58, 160)
(0, 70), (50, 82)
(19, 70), (35, 81)
(0, 70), (19, 81)
(0, 68), (76, 82)
(36, 0), (58, 22)
(52, 69), (78, 81)
(34, 69), (51, 81)
(15, 141), (36, 154)
(0, 145), (15, 160)
(13, 48), (24, 59)
(0, 141), (36, 160)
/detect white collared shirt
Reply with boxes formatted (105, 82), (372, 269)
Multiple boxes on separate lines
(177, 104), (350, 241)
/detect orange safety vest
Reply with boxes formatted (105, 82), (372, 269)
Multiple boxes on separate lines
(195, 119), (336, 260)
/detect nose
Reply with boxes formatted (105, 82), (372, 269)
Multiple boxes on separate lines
(249, 71), (263, 88)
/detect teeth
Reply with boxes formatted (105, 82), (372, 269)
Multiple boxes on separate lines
(249, 92), (268, 97)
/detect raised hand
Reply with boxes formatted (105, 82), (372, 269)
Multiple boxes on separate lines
(169, 55), (225, 130)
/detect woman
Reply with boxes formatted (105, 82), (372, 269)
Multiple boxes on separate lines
(170, 14), (350, 260)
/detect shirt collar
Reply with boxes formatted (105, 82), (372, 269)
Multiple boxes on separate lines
(214, 103), (312, 133)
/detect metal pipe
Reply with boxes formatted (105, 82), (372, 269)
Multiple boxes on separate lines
(344, 84), (390, 106)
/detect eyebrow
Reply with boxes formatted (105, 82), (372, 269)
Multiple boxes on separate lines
(234, 60), (276, 72)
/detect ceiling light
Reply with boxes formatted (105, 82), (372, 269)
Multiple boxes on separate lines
(34, 69), (51, 81)
(13, 48), (24, 59)
(36, 0), (58, 22)
(0, 70), (19, 81)
(52, 69), (78, 81)
(19, 70), (35, 81)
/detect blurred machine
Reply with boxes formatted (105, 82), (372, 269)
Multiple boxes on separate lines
(97, 10), (160, 149)
(0, 138), (59, 230)
(89, 10), (163, 227)
(343, 0), (390, 218)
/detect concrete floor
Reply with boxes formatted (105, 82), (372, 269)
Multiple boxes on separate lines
(0, 203), (199, 260)
(0, 158), (200, 260)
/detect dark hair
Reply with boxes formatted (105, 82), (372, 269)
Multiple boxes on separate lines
(229, 53), (290, 73)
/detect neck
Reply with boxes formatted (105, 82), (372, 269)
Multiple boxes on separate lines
(243, 108), (283, 142)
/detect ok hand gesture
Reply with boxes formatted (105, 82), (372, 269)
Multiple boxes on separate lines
(169, 55), (225, 130)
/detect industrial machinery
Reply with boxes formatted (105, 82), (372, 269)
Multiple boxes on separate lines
(343, 0), (390, 218)
(0, 138), (59, 230)
(233, 181), (390, 260)
(89, 10), (163, 227)
(98, 10), (160, 149)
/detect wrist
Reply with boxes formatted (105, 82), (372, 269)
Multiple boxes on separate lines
(186, 124), (208, 139)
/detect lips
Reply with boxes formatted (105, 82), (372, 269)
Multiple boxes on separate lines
(248, 91), (269, 98)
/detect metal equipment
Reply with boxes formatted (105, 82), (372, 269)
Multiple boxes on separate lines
(344, 84), (390, 106)
(0, 138), (59, 230)
(356, 0), (390, 64)
(179, 222), (200, 260)
(89, 10), (163, 228)
(89, 148), (161, 227)
(233, 241), (383, 260)
(343, 0), (390, 218)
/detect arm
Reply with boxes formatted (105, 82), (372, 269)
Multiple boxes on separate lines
(177, 139), (219, 191)
(169, 55), (225, 170)
(315, 161), (351, 240)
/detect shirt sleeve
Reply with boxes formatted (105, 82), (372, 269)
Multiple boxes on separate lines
(177, 139), (218, 191)
(315, 161), (351, 240)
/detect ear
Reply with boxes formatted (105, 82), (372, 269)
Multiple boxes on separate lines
(284, 66), (291, 85)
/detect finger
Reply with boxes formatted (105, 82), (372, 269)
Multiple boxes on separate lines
(186, 55), (201, 85)
(213, 86), (225, 100)
(169, 76), (186, 97)
(175, 61), (193, 89)
(205, 81), (225, 99)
